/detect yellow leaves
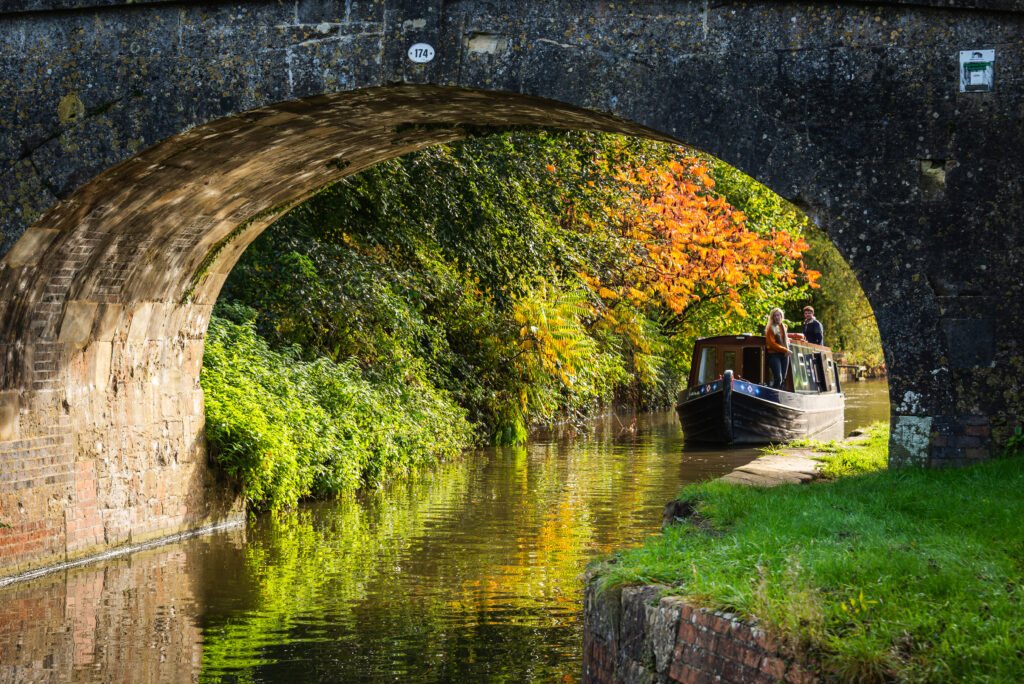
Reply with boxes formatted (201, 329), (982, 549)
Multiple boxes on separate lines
(840, 590), (878, 615)
(509, 282), (604, 396)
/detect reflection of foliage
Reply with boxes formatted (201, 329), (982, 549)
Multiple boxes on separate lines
(201, 313), (471, 509)
(198, 459), (473, 682)
(198, 416), (713, 683)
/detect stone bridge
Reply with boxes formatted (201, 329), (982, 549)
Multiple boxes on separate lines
(1, 0), (1022, 577)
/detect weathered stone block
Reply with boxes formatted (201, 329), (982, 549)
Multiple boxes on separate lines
(1, 228), (59, 267)
(57, 301), (98, 347)
(642, 596), (677, 675)
(0, 391), (19, 442)
(126, 303), (155, 344)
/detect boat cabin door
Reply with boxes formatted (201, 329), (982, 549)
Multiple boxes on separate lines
(812, 354), (829, 391)
(742, 347), (763, 384)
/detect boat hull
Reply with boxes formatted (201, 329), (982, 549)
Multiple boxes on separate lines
(677, 375), (844, 444)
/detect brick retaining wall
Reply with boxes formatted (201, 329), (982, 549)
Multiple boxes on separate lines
(583, 581), (814, 683)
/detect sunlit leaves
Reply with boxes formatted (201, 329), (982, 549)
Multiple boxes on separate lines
(575, 156), (810, 319)
(201, 316), (472, 510)
(218, 129), (831, 453)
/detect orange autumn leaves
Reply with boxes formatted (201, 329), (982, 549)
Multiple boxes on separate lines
(570, 158), (819, 318)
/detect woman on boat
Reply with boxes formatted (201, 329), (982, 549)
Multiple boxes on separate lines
(765, 308), (792, 389)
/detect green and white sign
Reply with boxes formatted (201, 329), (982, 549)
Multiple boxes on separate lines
(959, 49), (994, 92)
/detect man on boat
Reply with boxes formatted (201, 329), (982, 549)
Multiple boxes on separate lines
(802, 306), (824, 345)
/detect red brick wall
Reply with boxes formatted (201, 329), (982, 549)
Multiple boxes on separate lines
(583, 581), (815, 683)
(0, 320), (244, 579)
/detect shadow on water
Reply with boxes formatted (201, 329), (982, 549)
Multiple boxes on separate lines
(0, 381), (888, 683)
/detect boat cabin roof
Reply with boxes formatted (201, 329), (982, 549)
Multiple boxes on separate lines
(688, 334), (839, 395)
(694, 333), (830, 350)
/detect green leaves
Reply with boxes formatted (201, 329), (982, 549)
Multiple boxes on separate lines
(201, 316), (471, 510)
(215, 128), (868, 462)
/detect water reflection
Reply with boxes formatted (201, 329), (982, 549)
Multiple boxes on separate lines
(0, 528), (245, 683)
(0, 381), (889, 683)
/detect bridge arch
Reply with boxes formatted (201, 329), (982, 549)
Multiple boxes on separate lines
(2, 1), (1022, 576)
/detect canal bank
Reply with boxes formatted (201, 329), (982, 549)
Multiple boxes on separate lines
(0, 384), (891, 682)
(580, 433), (873, 684)
(583, 423), (1024, 682)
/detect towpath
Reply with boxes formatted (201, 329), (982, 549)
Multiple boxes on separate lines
(719, 430), (870, 487)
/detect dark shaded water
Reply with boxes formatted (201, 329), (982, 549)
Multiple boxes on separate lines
(0, 381), (889, 683)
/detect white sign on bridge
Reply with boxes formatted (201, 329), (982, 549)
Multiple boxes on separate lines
(959, 49), (994, 92)
(408, 43), (436, 63)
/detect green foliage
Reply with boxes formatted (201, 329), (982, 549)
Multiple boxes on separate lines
(211, 129), (867, 501)
(487, 281), (630, 443)
(799, 227), (884, 366)
(1001, 426), (1024, 458)
(597, 429), (1024, 682)
(201, 315), (471, 509)
(220, 131), (696, 441)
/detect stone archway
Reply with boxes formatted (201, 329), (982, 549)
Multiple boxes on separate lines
(0, 86), (690, 575)
(2, 0), (1022, 576)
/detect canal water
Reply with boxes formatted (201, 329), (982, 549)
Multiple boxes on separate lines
(0, 380), (889, 683)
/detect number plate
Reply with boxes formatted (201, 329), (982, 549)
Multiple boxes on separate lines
(408, 43), (436, 63)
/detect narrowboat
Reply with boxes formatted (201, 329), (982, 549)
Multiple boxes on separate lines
(676, 333), (845, 444)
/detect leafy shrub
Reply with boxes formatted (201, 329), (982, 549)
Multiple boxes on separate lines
(201, 316), (471, 510)
(1002, 426), (1024, 458)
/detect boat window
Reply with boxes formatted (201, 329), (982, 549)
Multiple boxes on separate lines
(791, 352), (811, 391)
(723, 351), (737, 375)
(742, 347), (762, 384)
(696, 346), (716, 384)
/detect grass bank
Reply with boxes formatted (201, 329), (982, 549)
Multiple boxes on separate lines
(596, 425), (1024, 682)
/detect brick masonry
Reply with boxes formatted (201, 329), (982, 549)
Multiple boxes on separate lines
(583, 582), (815, 684)
(2, 1), (1024, 576)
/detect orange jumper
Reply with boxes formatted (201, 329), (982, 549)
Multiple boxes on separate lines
(765, 324), (789, 353)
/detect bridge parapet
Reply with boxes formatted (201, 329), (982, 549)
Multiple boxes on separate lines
(4, 0), (1024, 16)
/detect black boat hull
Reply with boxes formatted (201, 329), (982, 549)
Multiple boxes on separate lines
(677, 375), (844, 444)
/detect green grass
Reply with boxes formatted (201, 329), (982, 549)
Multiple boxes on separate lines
(597, 427), (1024, 682)
(792, 421), (890, 479)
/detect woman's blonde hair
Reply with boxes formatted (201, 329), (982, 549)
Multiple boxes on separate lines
(767, 308), (785, 326)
